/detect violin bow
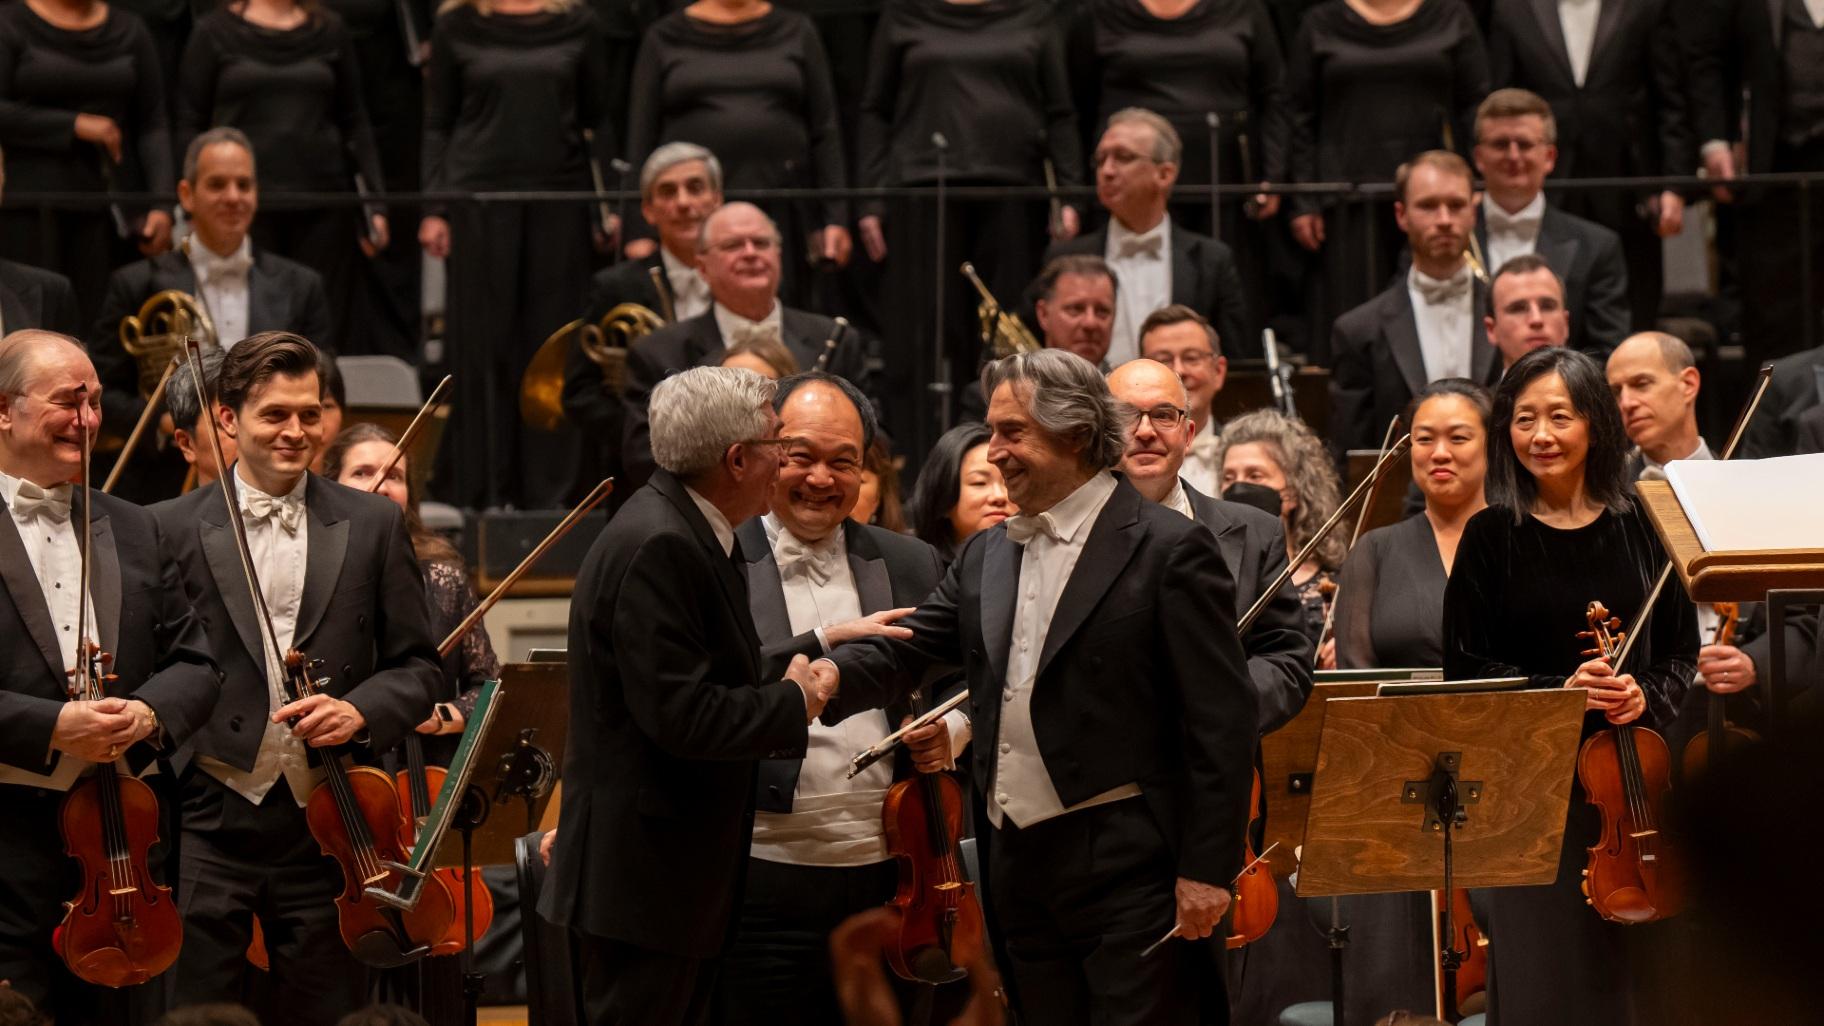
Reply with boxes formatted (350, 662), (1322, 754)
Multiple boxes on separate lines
(365, 375), (452, 494)
(1316, 416), (1403, 657)
(101, 355), (180, 494)
(1610, 363), (1774, 671)
(1239, 434), (1413, 635)
(71, 384), (100, 704)
(437, 478), (614, 658)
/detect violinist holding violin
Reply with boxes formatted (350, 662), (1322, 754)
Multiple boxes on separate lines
(0, 330), (219, 1025)
(152, 333), (440, 1026)
(1441, 347), (1697, 1026)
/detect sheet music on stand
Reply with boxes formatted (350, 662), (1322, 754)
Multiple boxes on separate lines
(1664, 454), (1824, 552)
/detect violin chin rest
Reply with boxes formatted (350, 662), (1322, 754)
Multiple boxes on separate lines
(1593, 886), (1657, 924)
(66, 943), (151, 987)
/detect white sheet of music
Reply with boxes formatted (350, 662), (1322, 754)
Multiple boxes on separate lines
(1664, 454), (1824, 552)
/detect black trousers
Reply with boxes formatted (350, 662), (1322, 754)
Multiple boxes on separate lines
(0, 783), (164, 1026)
(577, 933), (717, 1026)
(435, 199), (591, 510)
(716, 857), (916, 1026)
(167, 772), (368, 1026)
(253, 202), (412, 360)
(988, 799), (1206, 1026)
(1737, 140), (1824, 364)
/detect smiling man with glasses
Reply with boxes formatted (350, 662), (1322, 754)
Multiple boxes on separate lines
(620, 202), (875, 492)
(1139, 304), (1229, 495)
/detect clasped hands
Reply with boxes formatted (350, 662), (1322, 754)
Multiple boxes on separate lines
(1567, 657), (1646, 725)
(783, 653), (841, 723)
(52, 698), (159, 762)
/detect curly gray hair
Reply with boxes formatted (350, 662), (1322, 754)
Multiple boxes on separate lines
(980, 349), (1129, 471)
(649, 366), (777, 478)
(1215, 409), (1347, 571)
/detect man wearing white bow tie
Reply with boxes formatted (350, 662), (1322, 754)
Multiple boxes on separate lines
(719, 371), (955, 1025)
(621, 202), (875, 492)
(1044, 108), (1252, 365)
(1330, 151), (1504, 455)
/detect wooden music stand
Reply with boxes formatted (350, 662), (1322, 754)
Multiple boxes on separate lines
(1638, 478), (1824, 729)
(1296, 684), (1586, 1026)
(1259, 670), (1441, 877)
(429, 660), (570, 869)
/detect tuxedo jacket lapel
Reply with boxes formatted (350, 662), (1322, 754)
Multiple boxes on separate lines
(1385, 291), (1430, 398)
(201, 514), (268, 671)
(294, 481), (348, 647)
(248, 253), (281, 335)
(86, 505), (122, 658)
(738, 521), (794, 645)
(1590, 0), (1626, 75)
(1036, 486), (1146, 679)
(1529, 0), (1577, 83)
(979, 529), (1020, 687)
(1170, 233), (1199, 306)
(0, 511), (64, 682)
(0, 280), (28, 334)
(1469, 278), (1497, 384)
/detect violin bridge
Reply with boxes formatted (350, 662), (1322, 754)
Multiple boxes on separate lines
(1627, 829), (1658, 841)
(107, 885), (139, 897)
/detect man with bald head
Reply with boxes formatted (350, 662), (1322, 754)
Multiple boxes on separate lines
(722, 371), (953, 1024)
(1606, 331), (1710, 477)
(0, 331), (218, 1024)
(1108, 358), (1312, 731)
(621, 202), (873, 490)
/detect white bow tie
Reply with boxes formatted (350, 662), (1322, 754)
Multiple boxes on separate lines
(243, 492), (304, 535)
(1188, 429), (1221, 464)
(1115, 233), (1164, 260)
(1485, 204), (1542, 234)
(729, 322), (782, 349)
(13, 480), (72, 523)
(1004, 512), (1062, 546)
(198, 249), (253, 287)
(1413, 268), (1473, 306)
(775, 531), (841, 585)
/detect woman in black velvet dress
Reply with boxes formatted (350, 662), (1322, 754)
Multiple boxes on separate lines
(1442, 346), (1697, 1026)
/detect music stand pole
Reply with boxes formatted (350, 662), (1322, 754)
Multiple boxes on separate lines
(931, 132), (953, 433)
(1206, 112), (1221, 240)
(457, 787), (488, 1026)
(1326, 897), (1348, 1026)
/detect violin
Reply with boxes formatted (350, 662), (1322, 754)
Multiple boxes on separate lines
(54, 383), (184, 988)
(1444, 888), (1487, 1009)
(1224, 768), (1278, 949)
(880, 696), (985, 984)
(179, 340), (456, 967)
(394, 733), (493, 954)
(1679, 601), (1761, 778)
(1573, 601), (1688, 924)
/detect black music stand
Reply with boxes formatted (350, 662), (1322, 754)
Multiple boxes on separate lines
(1296, 683), (1584, 1026)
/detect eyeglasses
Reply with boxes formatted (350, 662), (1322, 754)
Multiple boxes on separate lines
(1128, 405), (1188, 430)
(1148, 351), (1215, 370)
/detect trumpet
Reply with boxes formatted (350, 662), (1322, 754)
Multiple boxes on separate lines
(961, 262), (1039, 357)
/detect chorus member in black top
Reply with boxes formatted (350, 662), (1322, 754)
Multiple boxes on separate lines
(420, 0), (617, 510)
(1069, 0), (1286, 319)
(1469, 89), (1630, 356)
(904, 421), (1014, 568)
(626, 0), (850, 308)
(178, 0), (392, 360)
(815, 350), (1257, 1026)
(566, 142), (723, 491)
(1216, 408), (1344, 664)
(1442, 346), (1697, 1026)
(1045, 109), (1252, 364)
(1283, 0), (1489, 359)
(856, 0), (1084, 458)
(0, 0), (174, 323)
(323, 0), (435, 360)
(1686, 0), (1824, 364)
(540, 366), (832, 1026)
(619, 202), (873, 490)
(153, 334), (441, 1026)
(0, 331), (219, 1026)
(1487, 0), (1688, 332)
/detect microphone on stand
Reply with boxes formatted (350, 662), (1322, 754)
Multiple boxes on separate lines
(609, 158), (633, 265)
(1205, 112), (1221, 241)
(930, 132), (953, 432)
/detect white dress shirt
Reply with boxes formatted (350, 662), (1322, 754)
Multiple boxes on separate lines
(749, 515), (895, 867)
(187, 236), (253, 348)
(661, 247), (711, 322)
(713, 301), (785, 351)
(1163, 479), (1195, 519)
(988, 471), (1139, 829)
(1558, 0), (1601, 87)
(1483, 193), (1547, 278)
(1809, 0), (1824, 28)
(1105, 215), (1173, 367)
(1181, 418), (1221, 497)
(1638, 436), (1714, 481)
(0, 472), (97, 790)
(1407, 263), (1476, 384)
(682, 485), (735, 556)
(195, 468), (318, 806)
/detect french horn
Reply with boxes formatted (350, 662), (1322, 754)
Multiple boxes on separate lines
(119, 290), (219, 398)
(519, 302), (666, 432)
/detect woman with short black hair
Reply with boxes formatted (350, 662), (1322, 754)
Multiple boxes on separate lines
(903, 421), (1011, 567)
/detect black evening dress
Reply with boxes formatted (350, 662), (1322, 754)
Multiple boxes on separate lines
(0, 2), (173, 323)
(1442, 503), (1697, 1026)
(1282, 0), (1488, 361)
(1335, 511), (1447, 670)
(422, 2), (617, 509)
